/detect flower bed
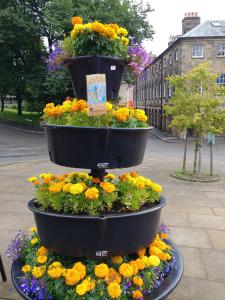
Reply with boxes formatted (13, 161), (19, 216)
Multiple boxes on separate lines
(8, 225), (175, 300)
(28, 171), (161, 216)
(43, 99), (148, 128)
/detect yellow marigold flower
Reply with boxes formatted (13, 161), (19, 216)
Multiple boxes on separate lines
(141, 256), (151, 268)
(151, 183), (162, 193)
(30, 227), (37, 233)
(135, 181), (145, 189)
(65, 268), (81, 285)
(119, 263), (133, 278)
(80, 181), (87, 190)
(48, 267), (63, 279)
(107, 282), (122, 299)
(117, 27), (128, 36)
(121, 36), (129, 45)
(45, 103), (54, 109)
(70, 183), (84, 195)
(63, 183), (72, 192)
(22, 264), (31, 273)
(111, 256), (123, 264)
(133, 276), (144, 287)
(71, 16), (83, 25)
(108, 23), (119, 31)
(94, 263), (109, 278)
(37, 246), (48, 256)
(152, 240), (167, 251)
(85, 187), (99, 200)
(135, 112), (148, 122)
(104, 173), (116, 180)
(129, 261), (139, 275)
(100, 182), (116, 193)
(148, 255), (160, 267)
(106, 101), (113, 112)
(132, 290), (143, 299)
(79, 172), (90, 179)
(48, 182), (64, 193)
(31, 238), (38, 245)
(39, 173), (53, 183)
(76, 282), (88, 296)
(135, 258), (145, 270)
(104, 27), (116, 38)
(32, 266), (45, 278)
(73, 262), (86, 280)
(49, 261), (62, 268)
(137, 248), (146, 257)
(145, 178), (154, 187)
(37, 255), (48, 264)
(149, 246), (166, 260)
(105, 268), (121, 285)
(28, 176), (38, 182)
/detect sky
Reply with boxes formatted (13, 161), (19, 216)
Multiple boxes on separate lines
(142, 0), (225, 56)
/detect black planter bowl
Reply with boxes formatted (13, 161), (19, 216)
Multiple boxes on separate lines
(42, 123), (151, 170)
(28, 197), (166, 258)
(11, 242), (183, 300)
(66, 56), (125, 100)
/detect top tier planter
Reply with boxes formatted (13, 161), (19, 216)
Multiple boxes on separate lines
(66, 56), (125, 100)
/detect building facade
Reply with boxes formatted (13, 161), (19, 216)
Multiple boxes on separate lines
(134, 13), (225, 135)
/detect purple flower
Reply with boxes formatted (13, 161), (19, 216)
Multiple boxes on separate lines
(5, 231), (29, 261)
(159, 223), (170, 235)
(19, 277), (51, 300)
(47, 44), (64, 72)
(128, 43), (152, 78)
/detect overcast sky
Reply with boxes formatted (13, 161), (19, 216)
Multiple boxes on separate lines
(142, 0), (225, 55)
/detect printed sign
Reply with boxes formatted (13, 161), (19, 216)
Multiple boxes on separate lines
(86, 74), (107, 115)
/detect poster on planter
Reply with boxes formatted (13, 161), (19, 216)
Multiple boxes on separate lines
(86, 74), (107, 115)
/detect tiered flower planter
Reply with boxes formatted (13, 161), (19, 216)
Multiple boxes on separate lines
(11, 52), (183, 299)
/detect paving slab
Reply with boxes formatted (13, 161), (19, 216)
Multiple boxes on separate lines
(189, 213), (225, 230)
(206, 229), (225, 251)
(212, 207), (225, 216)
(200, 249), (225, 283)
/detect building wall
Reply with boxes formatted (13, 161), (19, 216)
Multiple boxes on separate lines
(135, 36), (225, 136)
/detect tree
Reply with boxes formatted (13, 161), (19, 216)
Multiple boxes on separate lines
(164, 63), (225, 176)
(0, 0), (45, 115)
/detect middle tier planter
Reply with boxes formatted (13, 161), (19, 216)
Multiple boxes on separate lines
(28, 197), (166, 258)
(42, 123), (151, 169)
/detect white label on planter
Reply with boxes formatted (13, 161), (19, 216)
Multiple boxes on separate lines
(96, 251), (108, 257)
(111, 65), (116, 70)
(97, 162), (110, 169)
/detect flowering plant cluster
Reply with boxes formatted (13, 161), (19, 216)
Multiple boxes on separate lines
(28, 171), (161, 215)
(62, 16), (129, 59)
(42, 98), (148, 128)
(9, 225), (174, 300)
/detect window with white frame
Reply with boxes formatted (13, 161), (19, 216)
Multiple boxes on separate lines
(168, 85), (172, 97)
(159, 83), (162, 98)
(169, 55), (172, 65)
(163, 82), (166, 97)
(192, 45), (204, 58)
(217, 74), (225, 85)
(175, 50), (178, 61)
(156, 84), (158, 98)
(218, 45), (225, 57)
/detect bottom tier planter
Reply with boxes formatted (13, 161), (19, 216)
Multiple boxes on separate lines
(29, 197), (166, 258)
(11, 242), (183, 300)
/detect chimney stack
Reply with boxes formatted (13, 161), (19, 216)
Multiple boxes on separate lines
(182, 12), (200, 34)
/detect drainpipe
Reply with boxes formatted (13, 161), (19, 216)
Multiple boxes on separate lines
(160, 57), (163, 130)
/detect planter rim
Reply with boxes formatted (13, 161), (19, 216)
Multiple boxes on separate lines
(41, 122), (153, 131)
(28, 197), (166, 220)
(66, 55), (126, 64)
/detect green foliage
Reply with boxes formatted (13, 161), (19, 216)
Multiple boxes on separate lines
(164, 63), (225, 135)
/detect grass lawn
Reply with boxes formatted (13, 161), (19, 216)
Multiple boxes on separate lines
(0, 108), (41, 126)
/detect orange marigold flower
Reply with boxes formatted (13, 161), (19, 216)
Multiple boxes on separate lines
(119, 263), (133, 278)
(160, 233), (169, 240)
(135, 258), (145, 270)
(37, 246), (48, 256)
(133, 276), (143, 287)
(100, 182), (116, 193)
(48, 182), (64, 193)
(37, 255), (48, 264)
(85, 187), (99, 200)
(137, 248), (146, 257)
(65, 268), (81, 285)
(129, 261), (139, 275)
(130, 171), (139, 178)
(107, 282), (122, 299)
(71, 16), (83, 25)
(105, 268), (121, 285)
(92, 177), (101, 184)
(132, 290), (143, 299)
(111, 256), (123, 264)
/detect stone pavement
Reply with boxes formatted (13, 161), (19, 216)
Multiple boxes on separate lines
(1, 158), (225, 300)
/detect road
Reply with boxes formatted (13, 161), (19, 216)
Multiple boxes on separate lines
(0, 123), (225, 173)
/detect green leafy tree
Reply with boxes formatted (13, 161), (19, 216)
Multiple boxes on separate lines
(164, 63), (225, 176)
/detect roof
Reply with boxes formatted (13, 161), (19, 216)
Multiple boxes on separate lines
(183, 20), (225, 37)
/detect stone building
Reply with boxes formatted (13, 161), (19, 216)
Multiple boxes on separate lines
(134, 13), (225, 135)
